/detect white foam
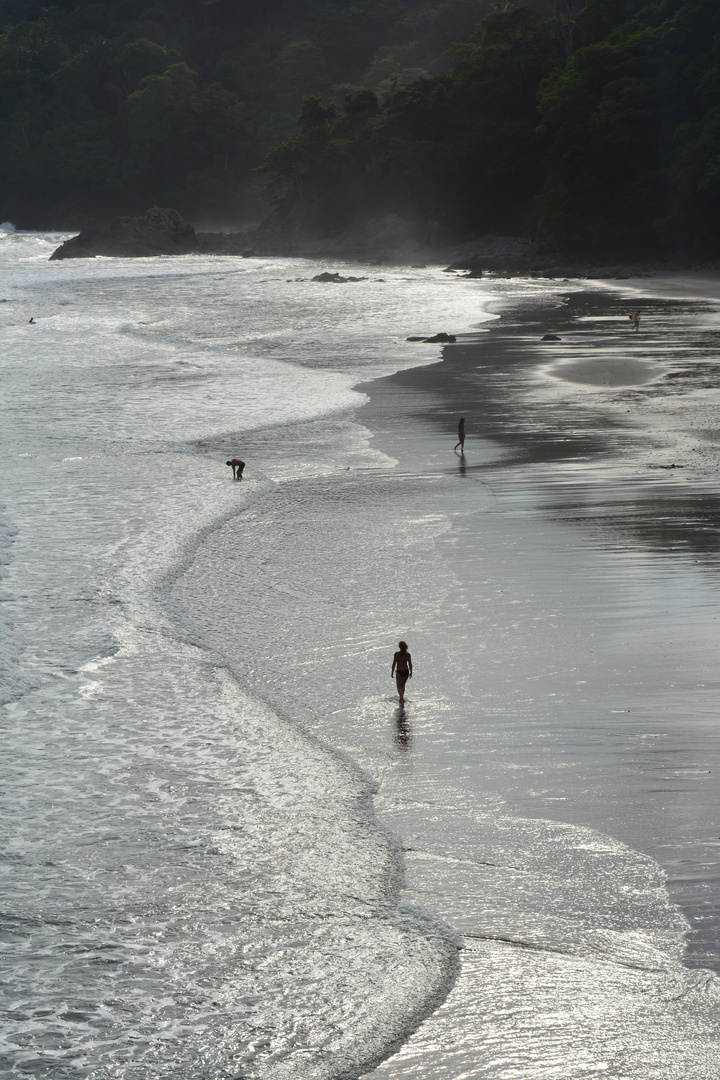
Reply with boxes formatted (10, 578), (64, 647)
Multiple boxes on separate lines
(1, 239), (498, 1077)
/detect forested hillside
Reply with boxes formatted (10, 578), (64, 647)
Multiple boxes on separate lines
(1, 0), (718, 255)
(0, 0), (502, 225)
(261, 0), (720, 256)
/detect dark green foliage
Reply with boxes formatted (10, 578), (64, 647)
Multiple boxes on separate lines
(1, 0), (717, 254)
(0, 0), (507, 223)
(259, 0), (719, 254)
(538, 0), (720, 253)
(259, 7), (565, 234)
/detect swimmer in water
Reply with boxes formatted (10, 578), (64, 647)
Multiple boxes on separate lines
(391, 640), (412, 706)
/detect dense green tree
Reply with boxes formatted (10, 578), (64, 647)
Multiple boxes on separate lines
(1, 0), (716, 255)
(1, 0), (514, 223)
(538, 0), (720, 253)
(259, 7), (564, 234)
(257, 0), (718, 254)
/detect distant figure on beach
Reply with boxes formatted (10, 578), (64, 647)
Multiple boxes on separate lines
(226, 458), (245, 480)
(28, 317), (35, 324)
(630, 311), (641, 332)
(454, 417), (466, 453)
(391, 641), (412, 706)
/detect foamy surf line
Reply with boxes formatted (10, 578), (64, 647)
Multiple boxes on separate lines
(3, 238), (508, 1078)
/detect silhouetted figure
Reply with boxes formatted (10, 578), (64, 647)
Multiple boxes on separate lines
(28, 318), (35, 324)
(391, 640), (412, 706)
(454, 417), (465, 453)
(226, 458), (245, 480)
(630, 311), (641, 332)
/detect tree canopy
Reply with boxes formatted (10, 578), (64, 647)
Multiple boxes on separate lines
(259, 0), (719, 255)
(1, 0), (717, 255)
(0, 0), (498, 223)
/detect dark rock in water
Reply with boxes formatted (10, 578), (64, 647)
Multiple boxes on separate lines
(49, 207), (197, 260)
(407, 332), (457, 343)
(447, 258), (485, 277)
(312, 271), (367, 282)
(423, 332), (456, 343)
(542, 333), (562, 341)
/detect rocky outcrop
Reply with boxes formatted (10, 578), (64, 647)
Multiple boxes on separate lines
(406, 332), (457, 343)
(49, 207), (198, 259)
(311, 271), (367, 282)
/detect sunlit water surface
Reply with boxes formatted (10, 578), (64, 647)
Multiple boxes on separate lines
(2, 230), (718, 1078)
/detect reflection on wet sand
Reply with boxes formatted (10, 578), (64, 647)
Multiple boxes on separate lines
(395, 707), (412, 750)
(358, 280), (719, 970)
(173, 275), (720, 1079)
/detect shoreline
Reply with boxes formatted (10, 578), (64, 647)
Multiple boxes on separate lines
(171, 269), (720, 1077)
(33, 216), (720, 280)
(356, 274), (720, 966)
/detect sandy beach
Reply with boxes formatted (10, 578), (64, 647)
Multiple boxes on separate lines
(357, 272), (720, 943)
(170, 270), (719, 1076)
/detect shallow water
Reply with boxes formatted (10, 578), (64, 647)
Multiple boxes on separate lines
(1, 234), (488, 1077)
(173, 280), (720, 1076)
(2, 231), (718, 1078)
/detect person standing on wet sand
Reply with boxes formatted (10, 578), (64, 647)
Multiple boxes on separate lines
(226, 458), (245, 480)
(454, 417), (465, 453)
(630, 311), (641, 332)
(391, 641), (412, 706)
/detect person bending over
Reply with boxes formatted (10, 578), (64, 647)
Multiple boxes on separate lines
(226, 458), (245, 480)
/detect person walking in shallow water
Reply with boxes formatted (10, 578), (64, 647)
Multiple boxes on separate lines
(391, 641), (412, 706)
(454, 417), (465, 453)
(630, 311), (641, 332)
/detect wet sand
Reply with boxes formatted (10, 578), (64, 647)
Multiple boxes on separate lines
(358, 276), (720, 969)
(172, 272), (719, 1078)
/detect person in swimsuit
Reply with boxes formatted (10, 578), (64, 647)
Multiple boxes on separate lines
(454, 417), (465, 453)
(391, 640), (412, 706)
(630, 311), (641, 332)
(226, 458), (245, 480)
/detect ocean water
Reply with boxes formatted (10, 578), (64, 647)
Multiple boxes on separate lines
(1, 228), (718, 1078)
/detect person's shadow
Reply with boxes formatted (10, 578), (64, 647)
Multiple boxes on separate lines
(394, 707), (412, 751)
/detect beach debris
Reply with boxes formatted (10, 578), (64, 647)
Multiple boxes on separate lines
(312, 271), (367, 282)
